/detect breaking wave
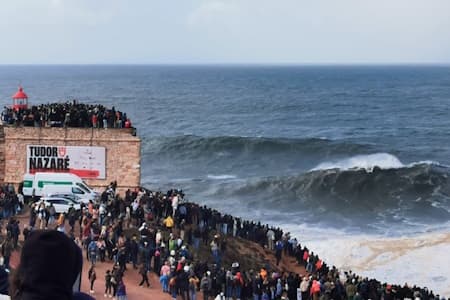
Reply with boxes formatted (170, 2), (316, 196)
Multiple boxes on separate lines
(207, 174), (237, 180)
(311, 153), (404, 171)
(229, 161), (450, 220)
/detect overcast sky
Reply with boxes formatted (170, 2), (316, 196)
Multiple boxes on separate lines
(0, 0), (449, 64)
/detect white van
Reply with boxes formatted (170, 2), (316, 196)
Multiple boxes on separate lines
(23, 172), (98, 201)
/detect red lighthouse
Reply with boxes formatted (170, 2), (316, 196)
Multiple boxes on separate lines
(12, 86), (28, 111)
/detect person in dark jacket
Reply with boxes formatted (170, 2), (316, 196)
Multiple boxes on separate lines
(177, 268), (190, 300)
(0, 266), (9, 296)
(104, 270), (112, 298)
(138, 264), (150, 287)
(1, 238), (13, 271)
(8, 230), (94, 300)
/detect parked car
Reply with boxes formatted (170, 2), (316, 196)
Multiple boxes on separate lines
(45, 193), (91, 205)
(39, 197), (81, 214)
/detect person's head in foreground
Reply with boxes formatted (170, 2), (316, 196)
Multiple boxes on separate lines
(9, 230), (94, 300)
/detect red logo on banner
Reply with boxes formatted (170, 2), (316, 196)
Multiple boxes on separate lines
(58, 147), (66, 157)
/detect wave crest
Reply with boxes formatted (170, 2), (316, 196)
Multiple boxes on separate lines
(311, 153), (404, 171)
(231, 163), (450, 219)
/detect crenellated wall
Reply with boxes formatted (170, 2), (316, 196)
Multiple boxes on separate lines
(0, 125), (141, 194)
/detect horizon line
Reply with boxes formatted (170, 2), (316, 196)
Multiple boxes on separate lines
(0, 62), (450, 67)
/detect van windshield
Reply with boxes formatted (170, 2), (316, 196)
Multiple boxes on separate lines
(77, 182), (91, 193)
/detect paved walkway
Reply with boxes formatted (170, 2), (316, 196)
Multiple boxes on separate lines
(6, 211), (170, 300)
(10, 241), (169, 300)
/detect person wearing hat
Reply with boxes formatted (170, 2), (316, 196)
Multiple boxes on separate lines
(180, 245), (190, 259)
(168, 250), (176, 266)
(8, 230), (94, 300)
(163, 215), (174, 230)
(200, 272), (212, 300)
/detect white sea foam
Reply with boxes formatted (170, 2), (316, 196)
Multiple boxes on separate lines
(207, 174), (237, 180)
(282, 224), (450, 297)
(311, 153), (405, 171)
(407, 160), (442, 167)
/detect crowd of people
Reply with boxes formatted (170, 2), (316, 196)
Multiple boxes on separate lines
(1, 101), (132, 129)
(0, 182), (447, 300)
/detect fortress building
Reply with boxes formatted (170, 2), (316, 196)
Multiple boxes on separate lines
(0, 126), (141, 194)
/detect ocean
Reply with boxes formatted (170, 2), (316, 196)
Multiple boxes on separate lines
(1, 65), (449, 295)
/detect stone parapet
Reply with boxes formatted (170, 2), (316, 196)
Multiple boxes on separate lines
(0, 127), (5, 184)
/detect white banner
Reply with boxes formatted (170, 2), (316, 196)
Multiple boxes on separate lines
(26, 145), (106, 179)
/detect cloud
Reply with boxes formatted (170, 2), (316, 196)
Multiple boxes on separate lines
(0, 0), (449, 63)
(0, 0), (117, 27)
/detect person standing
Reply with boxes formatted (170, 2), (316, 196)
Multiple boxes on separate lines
(10, 220), (20, 249)
(111, 266), (121, 298)
(189, 273), (200, 300)
(201, 271), (212, 300)
(88, 265), (97, 294)
(139, 264), (150, 287)
(36, 201), (47, 229)
(266, 228), (275, 251)
(160, 261), (171, 293)
(116, 280), (127, 300)
(88, 239), (98, 265)
(275, 240), (283, 266)
(300, 276), (310, 300)
(0, 238), (13, 271)
(130, 236), (139, 269)
(47, 203), (56, 226)
(104, 270), (112, 298)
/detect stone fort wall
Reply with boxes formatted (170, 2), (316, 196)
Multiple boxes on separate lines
(0, 125), (141, 194)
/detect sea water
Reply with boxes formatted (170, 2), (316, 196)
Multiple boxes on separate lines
(1, 65), (449, 296)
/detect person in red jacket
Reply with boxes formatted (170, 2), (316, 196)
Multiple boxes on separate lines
(91, 114), (98, 128)
(310, 279), (321, 300)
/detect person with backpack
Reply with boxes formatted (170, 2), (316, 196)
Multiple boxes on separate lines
(88, 239), (98, 265)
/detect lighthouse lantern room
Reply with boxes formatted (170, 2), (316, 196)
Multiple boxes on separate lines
(12, 86), (29, 111)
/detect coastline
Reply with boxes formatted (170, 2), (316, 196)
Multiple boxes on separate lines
(293, 229), (450, 297)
